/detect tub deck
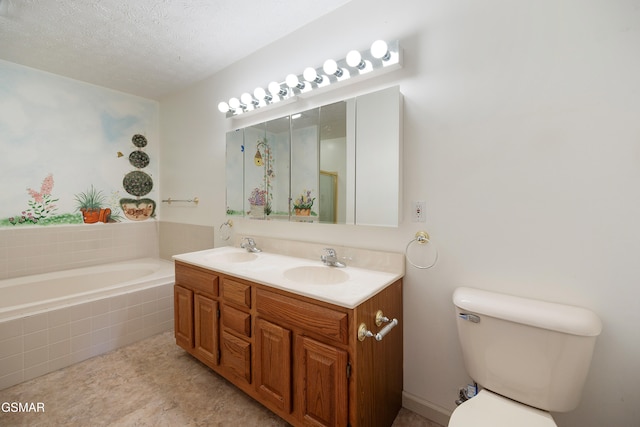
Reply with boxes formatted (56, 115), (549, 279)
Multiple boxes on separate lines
(0, 258), (174, 321)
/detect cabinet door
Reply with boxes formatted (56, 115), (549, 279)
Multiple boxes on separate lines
(255, 318), (292, 413)
(220, 330), (252, 384)
(296, 336), (348, 427)
(194, 294), (219, 367)
(174, 285), (194, 350)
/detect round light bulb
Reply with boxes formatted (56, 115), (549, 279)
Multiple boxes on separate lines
(218, 102), (230, 113)
(303, 67), (321, 83)
(323, 59), (337, 75)
(286, 74), (302, 89)
(346, 50), (365, 69)
(254, 87), (267, 100)
(240, 92), (254, 105)
(323, 59), (343, 77)
(370, 40), (390, 60)
(268, 81), (285, 96)
(228, 97), (241, 109)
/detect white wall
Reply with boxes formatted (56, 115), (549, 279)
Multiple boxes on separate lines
(160, 1), (640, 425)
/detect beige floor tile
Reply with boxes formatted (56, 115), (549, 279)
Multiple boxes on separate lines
(0, 331), (443, 427)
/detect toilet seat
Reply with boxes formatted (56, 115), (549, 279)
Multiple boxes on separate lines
(448, 389), (557, 427)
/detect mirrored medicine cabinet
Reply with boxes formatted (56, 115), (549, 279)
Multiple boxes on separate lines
(226, 85), (402, 227)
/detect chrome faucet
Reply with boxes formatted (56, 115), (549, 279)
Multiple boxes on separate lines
(321, 248), (346, 268)
(240, 237), (262, 253)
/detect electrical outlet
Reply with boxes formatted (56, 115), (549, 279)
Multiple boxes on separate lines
(412, 201), (426, 222)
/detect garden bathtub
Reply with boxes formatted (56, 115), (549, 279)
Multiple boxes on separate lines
(0, 258), (175, 390)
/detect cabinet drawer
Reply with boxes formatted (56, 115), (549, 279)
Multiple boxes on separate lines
(176, 263), (219, 297)
(222, 305), (251, 337)
(220, 331), (252, 384)
(221, 278), (252, 309)
(256, 289), (348, 345)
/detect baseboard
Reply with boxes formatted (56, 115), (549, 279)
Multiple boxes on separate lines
(402, 391), (452, 427)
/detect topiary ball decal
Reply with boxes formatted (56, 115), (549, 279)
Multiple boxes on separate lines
(131, 134), (148, 148)
(123, 171), (153, 197)
(129, 151), (150, 169)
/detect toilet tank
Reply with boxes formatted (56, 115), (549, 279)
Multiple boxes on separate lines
(453, 287), (602, 412)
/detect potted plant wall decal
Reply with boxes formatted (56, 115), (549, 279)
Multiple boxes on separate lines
(75, 185), (111, 223)
(120, 134), (156, 221)
(293, 189), (315, 216)
(248, 187), (267, 219)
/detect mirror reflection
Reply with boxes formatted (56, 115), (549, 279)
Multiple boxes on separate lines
(244, 117), (290, 220)
(319, 101), (347, 224)
(226, 85), (401, 227)
(289, 101), (348, 224)
(225, 129), (244, 216)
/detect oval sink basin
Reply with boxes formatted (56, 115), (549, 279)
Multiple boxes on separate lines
(205, 252), (258, 263)
(284, 266), (349, 285)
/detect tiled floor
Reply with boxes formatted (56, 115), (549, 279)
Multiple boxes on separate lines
(0, 331), (444, 426)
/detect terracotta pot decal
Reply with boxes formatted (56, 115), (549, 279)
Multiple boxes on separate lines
(99, 208), (111, 223)
(295, 208), (311, 216)
(81, 208), (111, 224)
(80, 208), (100, 224)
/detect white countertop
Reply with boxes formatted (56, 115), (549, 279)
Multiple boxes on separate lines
(172, 246), (403, 309)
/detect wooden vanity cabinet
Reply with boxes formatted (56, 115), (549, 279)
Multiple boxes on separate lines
(296, 335), (349, 426)
(173, 262), (220, 369)
(174, 285), (193, 349)
(255, 288), (350, 426)
(254, 318), (292, 412)
(174, 261), (403, 427)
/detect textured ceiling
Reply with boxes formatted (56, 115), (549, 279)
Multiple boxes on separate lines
(0, 0), (351, 100)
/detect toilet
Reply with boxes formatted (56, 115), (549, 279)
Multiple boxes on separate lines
(449, 287), (602, 427)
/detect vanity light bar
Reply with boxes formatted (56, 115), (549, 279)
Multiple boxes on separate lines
(217, 39), (402, 117)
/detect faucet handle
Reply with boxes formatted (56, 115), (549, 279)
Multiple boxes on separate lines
(323, 248), (336, 257)
(241, 237), (256, 248)
(241, 237), (261, 252)
(321, 247), (346, 267)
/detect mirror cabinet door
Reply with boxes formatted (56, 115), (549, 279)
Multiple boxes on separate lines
(355, 86), (401, 227)
(226, 129), (245, 217)
(244, 122), (268, 219)
(242, 118), (291, 220)
(265, 116), (291, 220)
(319, 101), (348, 224)
(291, 108), (320, 222)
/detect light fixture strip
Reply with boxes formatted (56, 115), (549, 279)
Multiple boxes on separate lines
(218, 39), (401, 117)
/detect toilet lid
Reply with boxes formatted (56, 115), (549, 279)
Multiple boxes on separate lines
(448, 390), (557, 427)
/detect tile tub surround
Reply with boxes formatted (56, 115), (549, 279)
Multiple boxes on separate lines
(0, 222), (160, 280)
(0, 282), (174, 391)
(0, 331), (444, 427)
(158, 221), (215, 261)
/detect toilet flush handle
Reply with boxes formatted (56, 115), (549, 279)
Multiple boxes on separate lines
(459, 313), (481, 323)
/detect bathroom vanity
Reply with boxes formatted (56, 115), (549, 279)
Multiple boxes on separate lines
(173, 245), (404, 427)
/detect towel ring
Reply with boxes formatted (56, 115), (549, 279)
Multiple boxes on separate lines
(405, 231), (439, 269)
(219, 220), (233, 241)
